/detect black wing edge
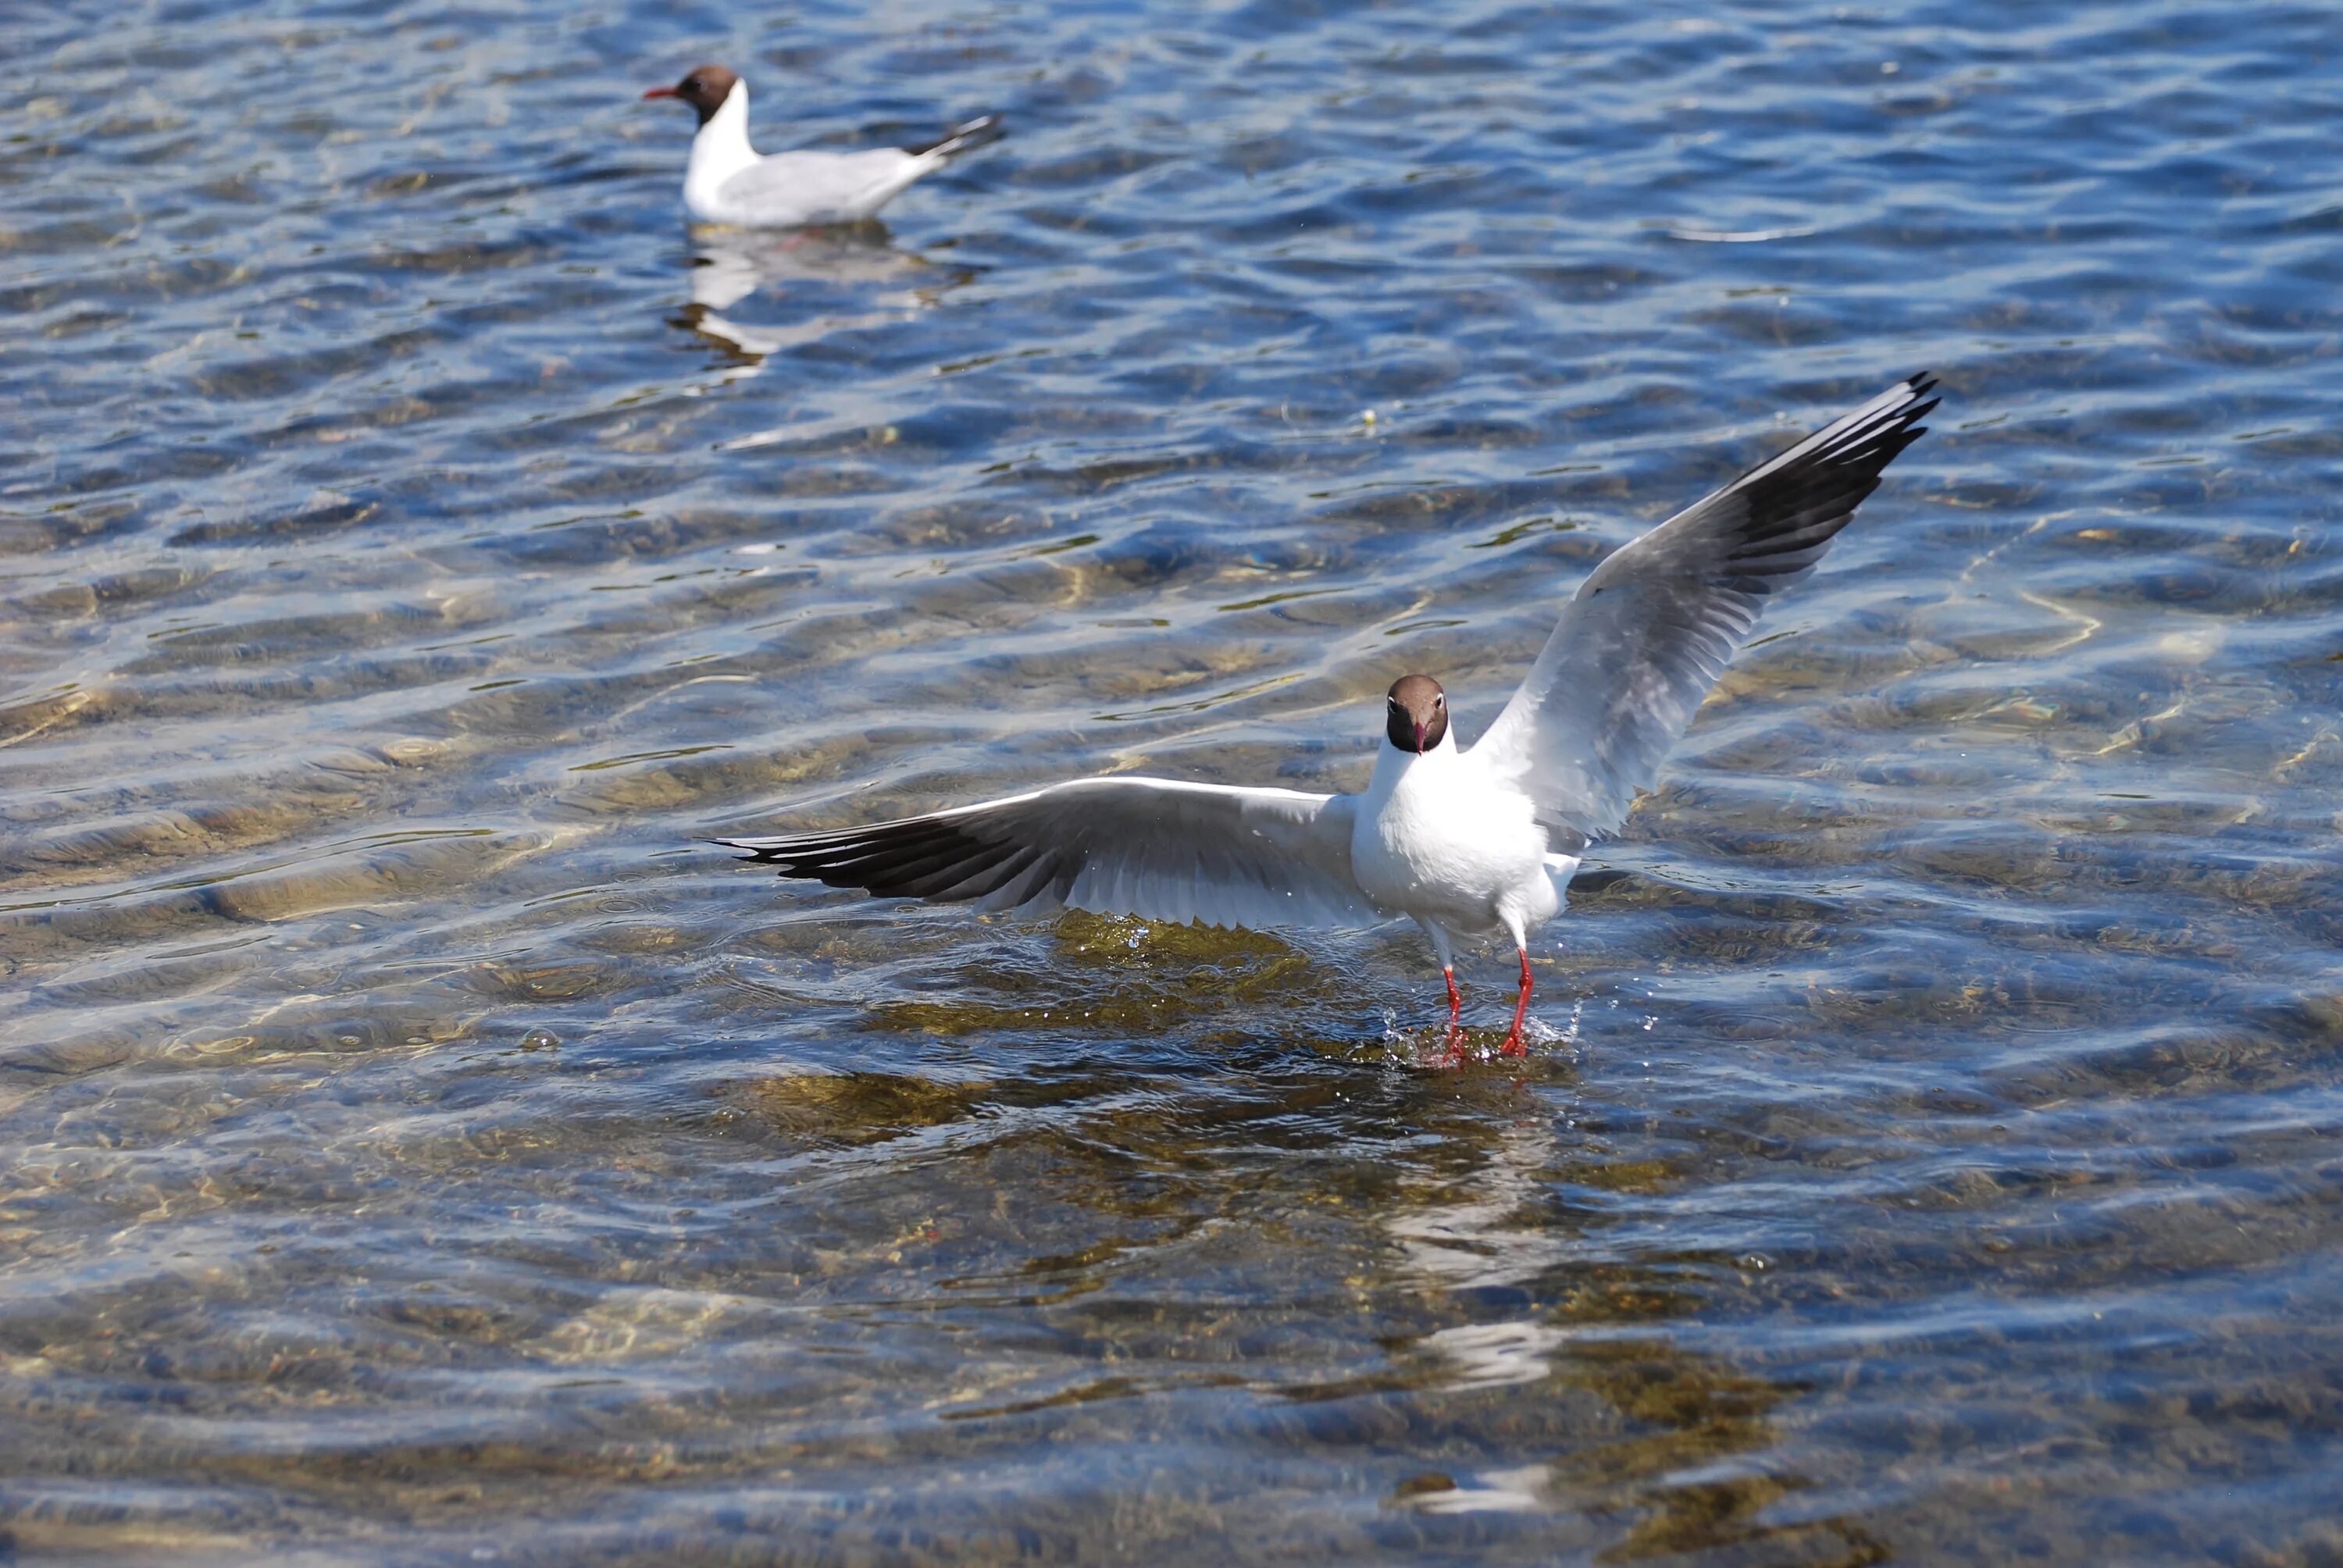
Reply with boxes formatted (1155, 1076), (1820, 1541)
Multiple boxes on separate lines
(1714, 371), (1938, 580)
(906, 113), (1005, 159)
(705, 811), (1054, 905)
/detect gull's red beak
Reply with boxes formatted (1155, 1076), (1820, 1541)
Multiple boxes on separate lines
(1413, 722), (1427, 754)
(641, 85), (679, 99)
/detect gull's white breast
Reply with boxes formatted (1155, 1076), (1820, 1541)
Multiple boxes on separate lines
(1350, 744), (1560, 938)
(682, 88), (763, 221)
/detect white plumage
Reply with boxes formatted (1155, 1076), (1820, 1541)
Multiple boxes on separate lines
(717, 375), (1938, 1057)
(645, 65), (1000, 229)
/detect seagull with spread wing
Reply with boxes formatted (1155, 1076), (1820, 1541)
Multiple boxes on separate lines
(715, 375), (1938, 1060)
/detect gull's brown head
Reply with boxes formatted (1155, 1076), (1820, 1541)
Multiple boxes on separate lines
(643, 63), (740, 126)
(1385, 674), (1448, 755)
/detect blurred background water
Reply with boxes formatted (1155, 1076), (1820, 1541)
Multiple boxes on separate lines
(5, 0), (2343, 1561)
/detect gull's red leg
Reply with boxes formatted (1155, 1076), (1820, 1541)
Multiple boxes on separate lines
(1434, 966), (1466, 1065)
(1500, 949), (1532, 1058)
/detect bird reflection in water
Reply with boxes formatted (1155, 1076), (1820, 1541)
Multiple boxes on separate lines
(670, 222), (981, 381)
(1384, 1111), (1887, 1563)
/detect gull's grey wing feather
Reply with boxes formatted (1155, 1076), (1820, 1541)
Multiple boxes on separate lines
(715, 777), (1380, 930)
(717, 148), (933, 225)
(1471, 372), (1938, 840)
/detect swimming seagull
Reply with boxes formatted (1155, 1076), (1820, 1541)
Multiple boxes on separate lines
(642, 64), (1002, 228)
(715, 375), (1938, 1060)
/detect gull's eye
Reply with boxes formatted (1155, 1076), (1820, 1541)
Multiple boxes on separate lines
(1433, 695), (1443, 707)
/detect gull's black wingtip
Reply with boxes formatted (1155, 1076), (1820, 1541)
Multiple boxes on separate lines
(908, 112), (1006, 159)
(701, 836), (779, 864)
(1892, 370), (1942, 440)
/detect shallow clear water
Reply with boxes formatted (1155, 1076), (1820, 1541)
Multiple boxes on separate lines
(5, 0), (2343, 1561)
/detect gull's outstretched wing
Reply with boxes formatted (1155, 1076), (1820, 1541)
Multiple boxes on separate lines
(715, 777), (1380, 930)
(1471, 372), (1938, 840)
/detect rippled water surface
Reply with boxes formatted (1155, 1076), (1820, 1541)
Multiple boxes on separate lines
(6, 0), (2343, 1561)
